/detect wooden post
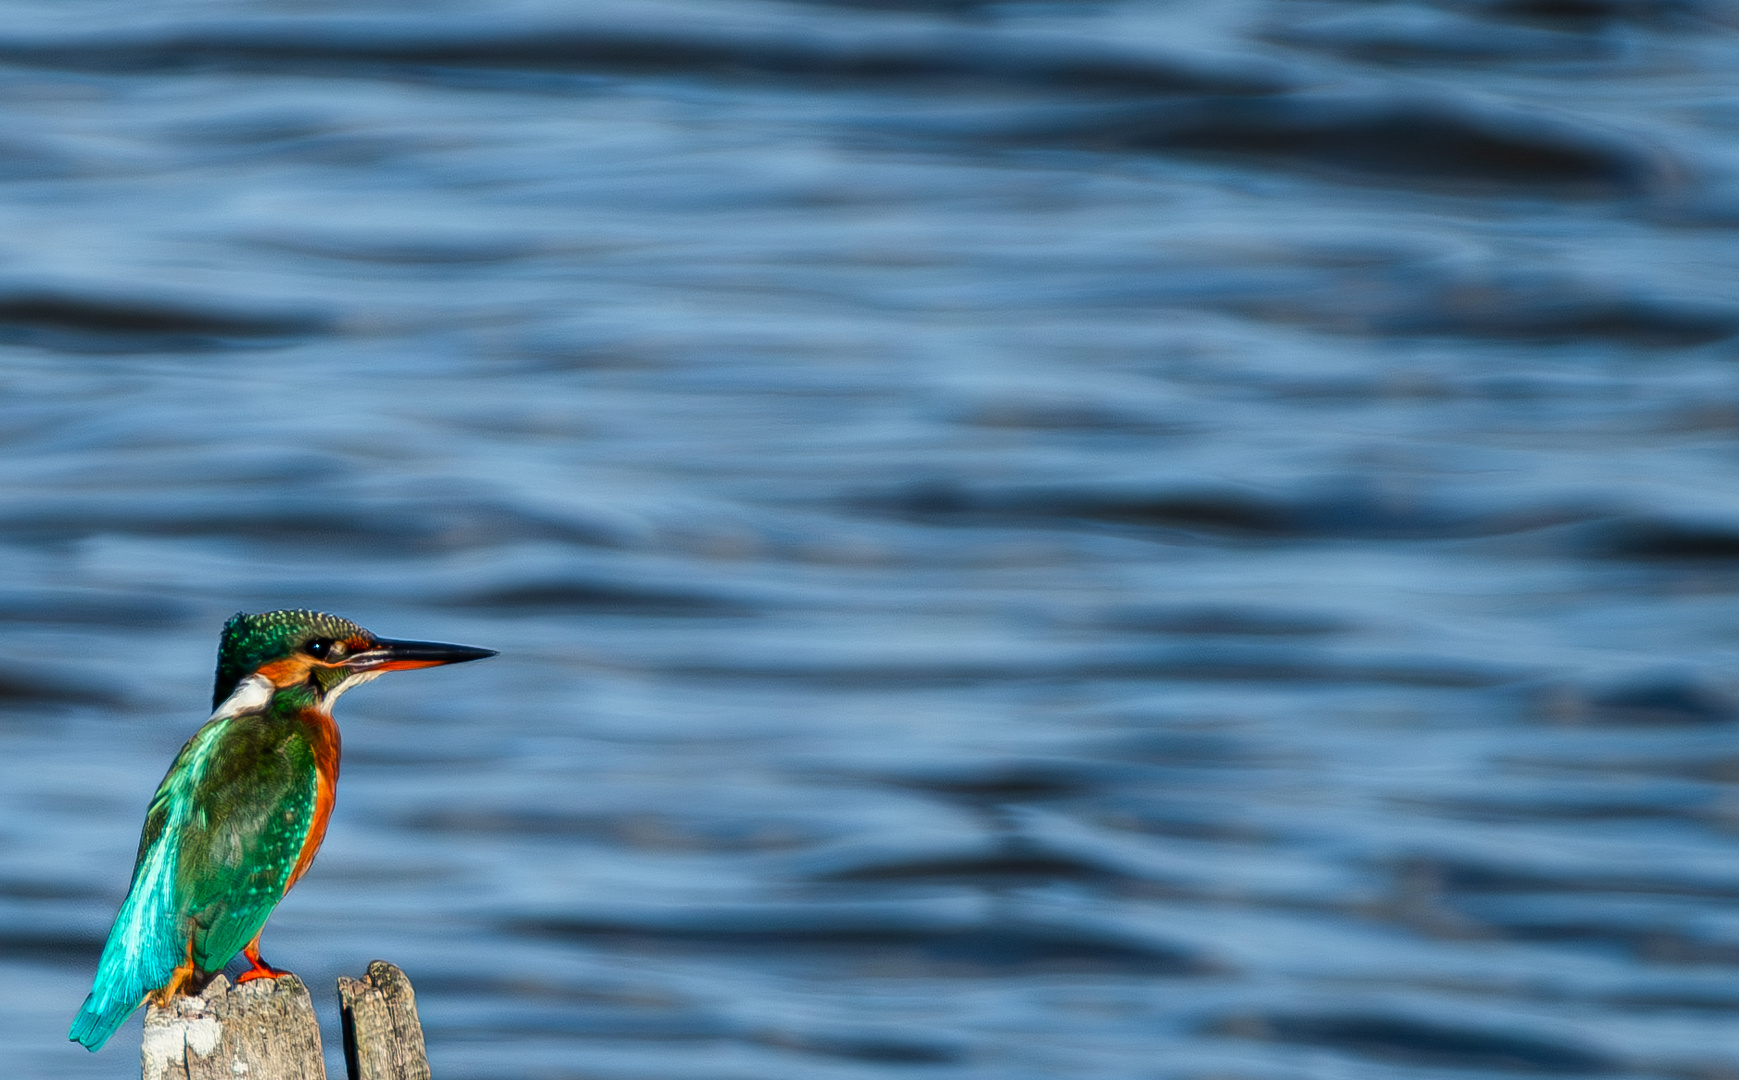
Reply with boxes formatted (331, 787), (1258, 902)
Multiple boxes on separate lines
(139, 962), (430, 1080)
(336, 961), (431, 1080)
(142, 974), (326, 1080)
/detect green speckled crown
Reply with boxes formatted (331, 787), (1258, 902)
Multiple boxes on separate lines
(212, 610), (367, 708)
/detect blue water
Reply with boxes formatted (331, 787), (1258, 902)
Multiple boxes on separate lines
(2, 1), (1739, 1077)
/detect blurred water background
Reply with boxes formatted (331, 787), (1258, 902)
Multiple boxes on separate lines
(3, 0), (1739, 1077)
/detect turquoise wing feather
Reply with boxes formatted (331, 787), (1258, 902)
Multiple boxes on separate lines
(70, 713), (318, 1051)
(67, 771), (182, 1051)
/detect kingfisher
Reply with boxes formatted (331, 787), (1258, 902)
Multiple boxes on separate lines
(69, 609), (495, 1052)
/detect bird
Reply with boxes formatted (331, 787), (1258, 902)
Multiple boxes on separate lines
(69, 609), (495, 1052)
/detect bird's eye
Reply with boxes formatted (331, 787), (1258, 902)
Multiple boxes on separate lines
(304, 640), (332, 659)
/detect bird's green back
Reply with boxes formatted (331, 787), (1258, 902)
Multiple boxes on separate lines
(171, 707), (320, 970)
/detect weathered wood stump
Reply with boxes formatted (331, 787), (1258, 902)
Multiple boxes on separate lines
(140, 962), (429, 1080)
(337, 962), (431, 1080)
(142, 974), (325, 1080)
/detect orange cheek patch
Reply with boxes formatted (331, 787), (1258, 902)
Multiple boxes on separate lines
(255, 656), (316, 687)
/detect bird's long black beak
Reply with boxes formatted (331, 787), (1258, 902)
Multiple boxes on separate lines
(347, 637), (498, 672)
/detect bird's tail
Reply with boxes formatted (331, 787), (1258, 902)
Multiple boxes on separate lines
(69, 853), (180, 1050)
(69, 982), (143, 1052)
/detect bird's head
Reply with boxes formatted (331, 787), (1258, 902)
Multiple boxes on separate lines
(211, 609), (496, 719)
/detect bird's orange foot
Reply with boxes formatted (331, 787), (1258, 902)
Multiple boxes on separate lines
(234, 965), (290, 984)
(234, 941), (290, 984)
(148, 961), (200, 1006)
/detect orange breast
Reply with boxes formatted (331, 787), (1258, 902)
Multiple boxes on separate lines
(285, 708), (341, 892)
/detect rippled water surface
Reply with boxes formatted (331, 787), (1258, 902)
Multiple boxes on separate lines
(4, 0), (1739, 1077)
